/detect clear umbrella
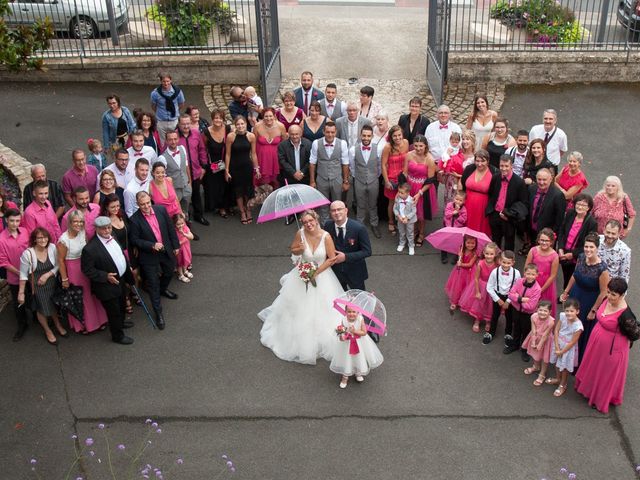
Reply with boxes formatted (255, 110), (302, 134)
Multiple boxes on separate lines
(257, 182), (330, 225)
(333, 289), (387, 336)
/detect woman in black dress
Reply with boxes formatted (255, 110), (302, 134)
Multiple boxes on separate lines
(202, 109), (233, 218)
(523, 139), (555, 185)
(225, 116), (260, 224)
(480, 117), (516, 169)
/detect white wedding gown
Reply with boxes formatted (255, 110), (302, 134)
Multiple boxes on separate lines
(258, 230), (344, 364)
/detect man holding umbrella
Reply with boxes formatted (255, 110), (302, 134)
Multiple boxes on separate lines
(81, 216), (135, 345)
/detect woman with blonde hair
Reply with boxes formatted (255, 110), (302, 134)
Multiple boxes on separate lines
(592, 175), (635, 238)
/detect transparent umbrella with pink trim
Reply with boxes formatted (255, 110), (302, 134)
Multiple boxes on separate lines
(256, 183), (330, 226)
(333, 289), (387, 337)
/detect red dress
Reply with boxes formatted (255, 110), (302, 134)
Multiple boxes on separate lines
(445, 252), (476, 305)
(529, 246), (559, 317)
(464, 169), (492, 236)
(458, 259), (494, 321)
(384, 151), (406, 200)
(575, 301), (631, 413)
(556, 166), (589, 209)
(256, 135), (282, 185)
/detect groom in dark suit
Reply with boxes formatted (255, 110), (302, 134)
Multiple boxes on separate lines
(81, 216), (135, 345)
(278, 125), (311, 185)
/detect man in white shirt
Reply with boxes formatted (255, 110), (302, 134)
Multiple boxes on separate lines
(425, 105), (462, 160)
(127, 130), (159, 166)
(124, 158), (151, 218)
(506, 129), (529, 177)
(100, 149), (135, 190)
(529, 109), (568, 168)
(598, 220), (631, 283)
(309, 122), (350, 224)
(336, 103), (371, 149)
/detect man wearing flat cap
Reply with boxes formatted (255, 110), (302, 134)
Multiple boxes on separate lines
(81, 216), (135, 345)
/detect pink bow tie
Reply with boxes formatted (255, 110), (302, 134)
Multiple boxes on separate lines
(501, 272), (510, 276)
(134, 152), (144, 156)
(171, 150), (180, 156)
(362, 146), (371, 151)
(327, 103), (334, 107)
(439, 124), (448, 130)
(325, 143), (333, 147)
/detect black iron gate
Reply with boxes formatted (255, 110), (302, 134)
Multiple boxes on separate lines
(426, 0), (452, 106)
(255, 0), (282, 106)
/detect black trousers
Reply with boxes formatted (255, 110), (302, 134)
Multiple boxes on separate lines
(140, 254), (175, 313)
(100, 286), (127, 341)
(489, 294), (514, 338)
(9, 284), (27, 329)
(489, 213), (516, 252)
(191, 178), (204, 218)
(511, 310), (532, 348)
(560, 260), (576, 291)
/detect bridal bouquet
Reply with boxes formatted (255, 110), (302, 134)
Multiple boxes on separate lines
(297, 261), (318, 290)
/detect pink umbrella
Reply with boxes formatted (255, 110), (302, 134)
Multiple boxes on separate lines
(333, 289), (386, 336)
(426, 226), (492, 255)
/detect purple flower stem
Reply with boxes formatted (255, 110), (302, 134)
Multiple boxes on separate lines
(101, 431), (117, 480)
(63, 436), (87, 480)
(126, 428), (154, 479)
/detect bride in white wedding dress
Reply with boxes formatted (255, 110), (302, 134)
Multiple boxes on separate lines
(258, 210), (344, 364)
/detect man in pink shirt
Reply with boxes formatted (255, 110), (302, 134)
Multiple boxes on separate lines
(61, 187), (101, 239)
(62, 149), (99, 206)
(0, 208), (30, 340)
(177, 114), (209, 226)
(22, 180), (62, 243)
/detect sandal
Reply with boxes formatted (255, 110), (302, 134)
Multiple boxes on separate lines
(178, 274), (191, 283)
(472, 320), (480, 333)
(184, 271), (194, 279)
(553, 384), (567, 397)
(449, 305), (456, 316)
(524, 367), (540, 375)
(219, 210), (229, 219)
(388, 223), (397, 235)
(339, 376), (348, 389)
(533, 374), (546, 387)
(415, 236), (424, 247)
(545, 377), (560, 385)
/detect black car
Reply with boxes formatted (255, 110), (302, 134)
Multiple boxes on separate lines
(617, 0), (640, 35)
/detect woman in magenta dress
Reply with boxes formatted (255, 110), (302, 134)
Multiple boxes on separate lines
(382, 125), (409, 235)
(459, 149), (493, 236)
(149, 163), (183, 218)
(459, 242), (498, 332)
(525, 228), (560, 317)
(575, 278), (635, 413)
(276, 91), (305, 131)
(403, 135), (437, 246)
(254, 107), (287, 189)
(57, 210), (108, 333)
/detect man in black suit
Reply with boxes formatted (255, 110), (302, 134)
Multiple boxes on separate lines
(278, 125), (311, 185)
(528, 168), (566, 241)
(485, 154), (528, 252)
(81, 216), (135, 345)
(294, 71), (324, 115)
(128, 191), (180, 329)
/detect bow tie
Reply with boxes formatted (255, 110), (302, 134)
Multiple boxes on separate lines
(439, 124), (448, 130)
(327, 103), (334, 107)
(501, 271), (510, 276)
(325, 143), (333, 147)
(400, 200), (407, 204)
(171, 150), (180, 156)
(134, 152), (144, 157)
(515, 152), (526, 157)
(362, 146), (371, 151)
(502, 176), (509, 182)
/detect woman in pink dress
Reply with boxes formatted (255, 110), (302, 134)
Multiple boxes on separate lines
(403, 135), (437, 246)
(57, 210), (108, 333)
(459, 149), (493, 236)
(381, 125), (410, 235)
(254, 107), (287, 188)
(592, 175), (636, 239)
(555, 151), (589, 210)
(459, 242), (498, 332)
(575, 278), (635, 413)
(149, 163), (183, 218)
(276, 91), (305, 132)
(525, 228), (560, 317)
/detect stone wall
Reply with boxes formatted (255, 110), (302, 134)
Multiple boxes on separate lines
(0, 54), (260, 86)
(448, 51), (640, 84)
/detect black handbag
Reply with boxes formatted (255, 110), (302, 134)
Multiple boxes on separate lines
(617, 307), (639, 343)
(622, 195), (630, 229)
(52, 282), (85, 324)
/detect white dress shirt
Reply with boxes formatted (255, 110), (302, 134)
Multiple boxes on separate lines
(124, 176), (151, 218)
(98, 234), (127, 276)
(425, 121), (462, 160)
(127, 146), (159, 166)
(529, 124), (568, 166)
(309, 138), (350, 166)
(486, 266), (521, 302)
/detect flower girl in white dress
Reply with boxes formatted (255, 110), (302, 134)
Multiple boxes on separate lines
(331, 306), (384, 388)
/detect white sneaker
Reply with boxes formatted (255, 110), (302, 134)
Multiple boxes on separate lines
(409, 247), (415, 256)
(397, 245), (405, 252)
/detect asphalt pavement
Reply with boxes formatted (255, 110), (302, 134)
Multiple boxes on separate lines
(0, 81), (639, 479)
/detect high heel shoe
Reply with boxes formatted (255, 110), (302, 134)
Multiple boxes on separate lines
(46, 334), (58, 346)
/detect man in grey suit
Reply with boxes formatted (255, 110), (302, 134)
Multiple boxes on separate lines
(161, 130), (192, 214)
(319, 83), (346, 121)
(336, 102), (372, 148)
(278, 125), (311, 185)
(309, 121), (350, 224)
(349, 125), (381, 238)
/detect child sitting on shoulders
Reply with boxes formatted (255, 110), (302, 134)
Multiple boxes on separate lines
(483, 250), (521, 345)
(331, 306), (384, 389)
(521, 301), (555, 388)
(547, 299), (583, 397)
(445, 235), (478, 315)
(87, 138), (107, 170)
(393, 183), (418, 256)
(505, 263), (542, 360)
(173, 213), (194, 283)
(441, 190), (468, 264)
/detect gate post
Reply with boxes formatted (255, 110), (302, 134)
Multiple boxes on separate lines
(426, 0), (452, 106)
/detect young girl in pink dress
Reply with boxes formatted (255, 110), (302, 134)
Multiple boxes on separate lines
(173, 213), (194, 283)
(459, 242), (498, 333)
(445, 235), (478, 315)
(521, 301), (555, 387)
(525, 228), (560, 317)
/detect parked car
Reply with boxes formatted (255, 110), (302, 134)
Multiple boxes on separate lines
(3, 0), (128, 39)
(617, 0), (640, 36)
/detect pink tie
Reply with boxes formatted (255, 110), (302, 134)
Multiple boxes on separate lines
(134, 152), (143, 156)
(439, 124), (448, 130)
